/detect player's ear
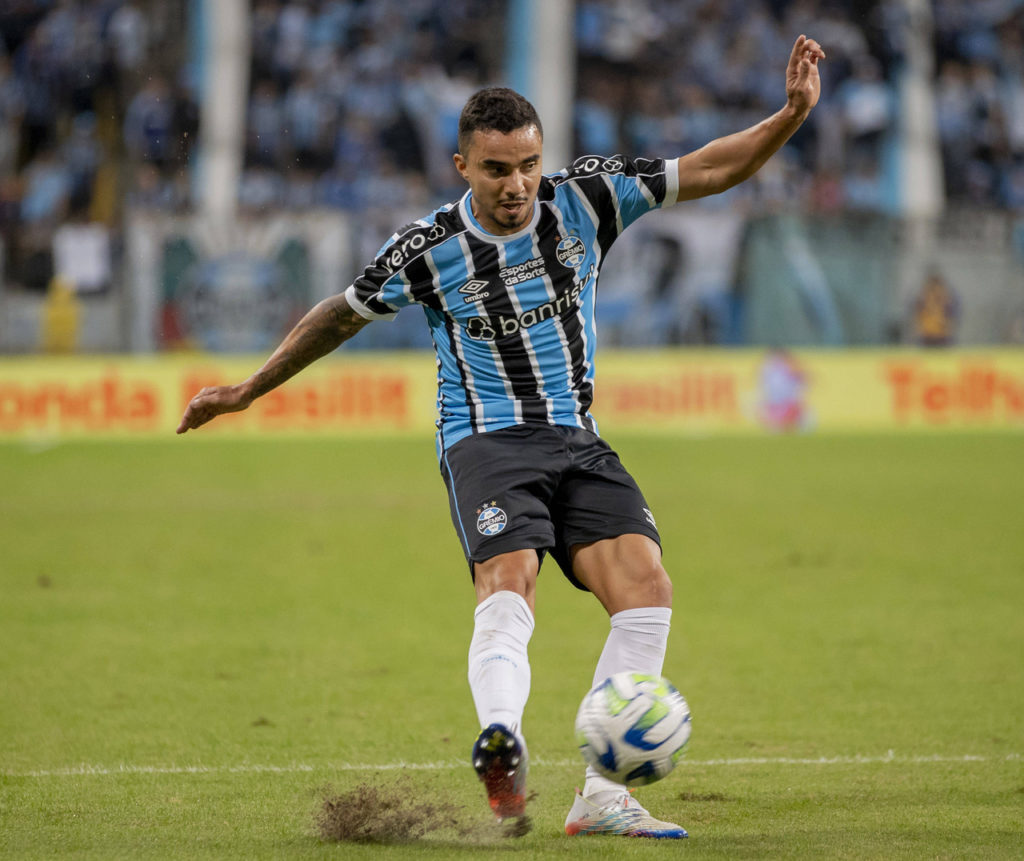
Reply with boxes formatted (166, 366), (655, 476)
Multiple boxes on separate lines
(453, 152), (469, 181)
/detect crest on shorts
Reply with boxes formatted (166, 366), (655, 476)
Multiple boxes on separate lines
(476, 502), (507, 536)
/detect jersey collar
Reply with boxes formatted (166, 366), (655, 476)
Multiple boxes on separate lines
(459, 190), (541, 243)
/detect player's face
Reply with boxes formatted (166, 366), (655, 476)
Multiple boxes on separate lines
(453, 125), (543, 235)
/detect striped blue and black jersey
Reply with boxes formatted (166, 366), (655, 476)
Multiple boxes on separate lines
(344, 154), (680, 453)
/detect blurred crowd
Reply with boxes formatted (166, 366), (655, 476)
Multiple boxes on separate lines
(238, 0), (505, 213)
(236, 0), (1024, 216)
(576, 0), (897, 213)
(0, 0), (190, 291)
(1, 0), (1023, 292)
(932, 0), (1024, 210)
(577, 0), (1024, 214)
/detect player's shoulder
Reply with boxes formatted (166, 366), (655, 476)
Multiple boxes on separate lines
(545, 153), (676, 213)
(375, 201), (466, 275)
(384, 201), (464, 250)
(549, 154), (664, 187)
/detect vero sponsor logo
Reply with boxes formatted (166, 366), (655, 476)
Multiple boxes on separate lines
(458, 279), (490, 304)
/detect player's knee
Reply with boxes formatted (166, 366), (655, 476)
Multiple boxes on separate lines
(474, 549), (538, 607)
(646, 562), (673, 607)
(591, 559), (672, 612)
(616, 555), (672, 606)
(612, 556), (673, 610)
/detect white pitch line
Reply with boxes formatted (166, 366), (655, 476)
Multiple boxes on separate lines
(4, 752), (1019, 779)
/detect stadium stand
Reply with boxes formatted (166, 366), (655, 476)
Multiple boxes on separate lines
(0, 1), (1021, 345)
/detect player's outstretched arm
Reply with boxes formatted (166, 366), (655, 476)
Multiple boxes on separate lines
(176, 293), (370, 434)
(676, 35), (826, 201)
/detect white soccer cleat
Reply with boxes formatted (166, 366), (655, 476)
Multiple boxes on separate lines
(564, 788), (688, 838)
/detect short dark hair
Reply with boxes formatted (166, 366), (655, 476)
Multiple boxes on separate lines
(457, 87), (543, 155)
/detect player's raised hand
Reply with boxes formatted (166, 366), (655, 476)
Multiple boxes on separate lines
(786, 35), (825, 115)
(176, 384), (252, 434)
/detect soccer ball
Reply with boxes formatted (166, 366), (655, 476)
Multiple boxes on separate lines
(574, 672), (691, 786)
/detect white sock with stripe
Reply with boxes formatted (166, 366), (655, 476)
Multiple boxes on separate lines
(467, 590), (534, 738)
(583, 606), (672, 800)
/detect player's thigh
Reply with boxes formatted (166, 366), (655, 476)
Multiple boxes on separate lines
(570, 533), (672, 614)
(552, 431), (661, 549)
(440, 425), (564, 575)
(551, 430), (670, 610)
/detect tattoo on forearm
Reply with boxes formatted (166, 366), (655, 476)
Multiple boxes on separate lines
(248, 297), (369, 399)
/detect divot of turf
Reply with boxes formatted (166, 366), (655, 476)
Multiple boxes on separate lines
(678, 791), (733, 802)
(315, 775), (532, 844)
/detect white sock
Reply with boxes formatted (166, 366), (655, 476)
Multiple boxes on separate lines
(467, 590), (534, 738)
(583, 606), (672, 800)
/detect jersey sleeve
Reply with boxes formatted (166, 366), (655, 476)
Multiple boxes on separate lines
(344, 212), (460, 320)
(564, 154), (680, 233)
(343, 236), (415, 321)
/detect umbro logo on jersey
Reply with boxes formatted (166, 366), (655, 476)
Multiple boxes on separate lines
(458, 279), (490, 304)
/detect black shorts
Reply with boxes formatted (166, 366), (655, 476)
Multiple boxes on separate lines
(439, 424), (661, 590)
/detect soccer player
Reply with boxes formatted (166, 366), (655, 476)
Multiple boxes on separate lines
(178, 34), (825, 838)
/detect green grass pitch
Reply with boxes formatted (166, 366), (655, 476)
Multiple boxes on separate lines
(1, 433), (1022, 859)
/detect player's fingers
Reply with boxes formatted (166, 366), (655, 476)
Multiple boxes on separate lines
(790, 35), (825, 71)
(176, 404), (203, 434)
(788, 34), (806, 70)
(804, 38), (825, 60)
(800, 39), (825, 65)
(176, 390), (214, 433)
